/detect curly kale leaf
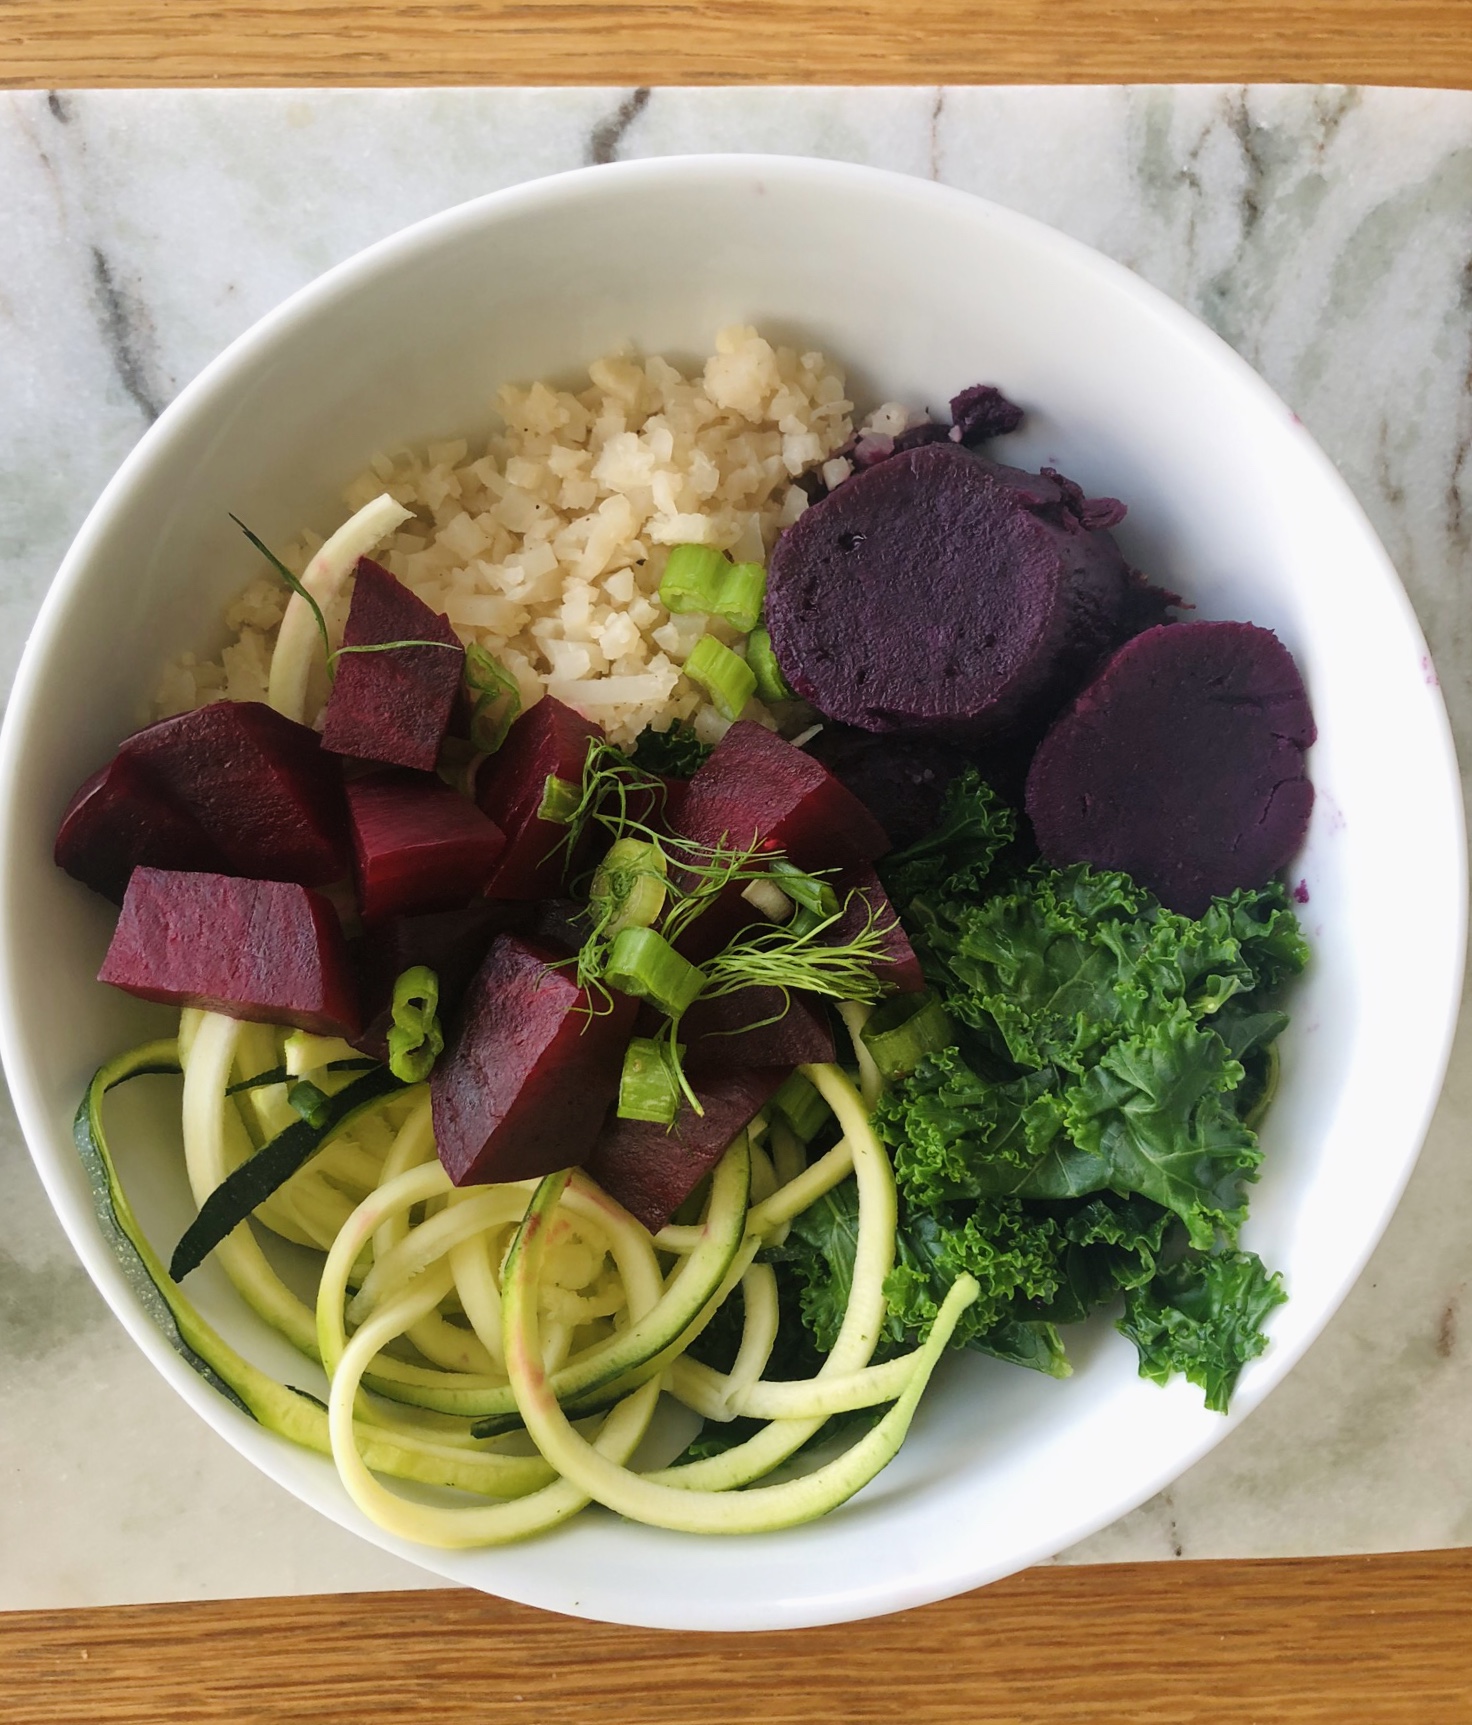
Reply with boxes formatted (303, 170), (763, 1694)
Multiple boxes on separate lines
(1033, 1193), (1174, 1325)
(628, 719), (712, 780)
(880, 769), (1016, 907)
(1118, 1249), (1287, 1412)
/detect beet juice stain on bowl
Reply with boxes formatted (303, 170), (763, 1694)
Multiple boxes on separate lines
(2, 158), (1462, 1632)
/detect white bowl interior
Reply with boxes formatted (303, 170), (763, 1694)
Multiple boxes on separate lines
(1, 157), (1463, 1630)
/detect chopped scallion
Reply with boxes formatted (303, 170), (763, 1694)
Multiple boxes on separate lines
(658, 543), (728, 614)
(538, 774), (582, 824)
(860, 992), (956, 1083)
(717, 562), (767, 633)
(590, 838), (668, 939)
(685, 635), (756, 721)
(772, 1070), (831, 1142)
(605, 928), (707, 1018)
(746, 626), (794, 702)
(386, 965), (444, 1084)
(617, 1037), (683, 1124)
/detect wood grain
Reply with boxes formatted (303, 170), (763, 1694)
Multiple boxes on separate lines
(4, 1552), (1472, 1723)
(2, 0), (1472, 89)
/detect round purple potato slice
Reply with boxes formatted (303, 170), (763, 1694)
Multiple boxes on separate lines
(1025, 621), (1315, 918)
(765, 442), (1135, 739)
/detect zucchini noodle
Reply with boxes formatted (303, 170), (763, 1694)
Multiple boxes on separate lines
(83, 1011), (974, 1547)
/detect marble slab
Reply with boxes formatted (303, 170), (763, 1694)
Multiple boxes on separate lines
(2, 84), (1470, 1611)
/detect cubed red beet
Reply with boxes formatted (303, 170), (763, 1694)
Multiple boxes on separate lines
(1025, 620), (1316, 918)
(681, 987), (835, 1079)
(827, 864), (925, 994)
(98, 868), (360, 1036)
(666, 722), (890, 959)
(765, 442), (1137, 740)
(474, 698), (603, 900)
(54, 753), (229, 904)
(320, 558), (465, 772)
(431, 935), (636, 1185)
(346, 770), (506, 925)
(352, 899), (531, 1062)
(585, 1068), (788, 1234)
(116, 702), (349, 887)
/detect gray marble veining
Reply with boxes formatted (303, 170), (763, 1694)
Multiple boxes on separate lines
(2, 84), (1469, 1608)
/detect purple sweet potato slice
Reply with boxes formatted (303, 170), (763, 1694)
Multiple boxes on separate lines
(765, 442), (1136, 741)
(320, 558), (465, 772)
(352, 899), (531, 1062)
(827, 863), (925, 994)
(807, 727), (973, 851)
(1025, 620), (1316, 918)
(667, 721), (890, 959)
(54, 753), (229, 904)
(681, 986), (835, 1079)
(346, 770), (506, 925)
(118, 701), (349, 887)
(431, 935), (637, 1186)
(474, 697), (604, 900)
(585, 1067), (788, 1234)
(949, 383), (1024, 446)
(98, 868), (360, 1036)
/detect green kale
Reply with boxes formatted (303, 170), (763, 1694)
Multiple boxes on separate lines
(1118, 1249), (1287, 1412)
(628, 720), (713, 779)
(880, 769), (1016, 907)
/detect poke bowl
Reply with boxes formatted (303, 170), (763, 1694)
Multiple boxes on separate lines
(0, 155), (1463, 1631)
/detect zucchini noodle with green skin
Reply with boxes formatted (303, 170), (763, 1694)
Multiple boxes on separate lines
(81, 1003), (976, 1548)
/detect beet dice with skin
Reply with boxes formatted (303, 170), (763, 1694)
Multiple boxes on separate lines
(352, 899), (531, 1062)
(765, 442), (1138, 741)
(1025, 621), (1316, 918)
(346, 770), (506, 925)
(665, 721), (890, 959)
(475, 697), (603, 900)
(431, 935), (637, 1186)
(115, 701), (349, 887)
(54, 753), (229, 904)
(320, 558), (465, 771)
(681, 986), (835, 1079)
(98, 868), (360, 1036)
(586, 1068), (788, 1234)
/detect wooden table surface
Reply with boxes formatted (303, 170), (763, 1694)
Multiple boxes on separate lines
(5, 4), (1472, 1720)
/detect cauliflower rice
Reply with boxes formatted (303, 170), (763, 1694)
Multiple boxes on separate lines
(158, 328), (880, 750)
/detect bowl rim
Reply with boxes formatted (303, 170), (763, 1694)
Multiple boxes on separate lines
(2, 151), (1465, 1628)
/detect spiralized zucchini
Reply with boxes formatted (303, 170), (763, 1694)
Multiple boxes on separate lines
(79, 1008), (975, 1547)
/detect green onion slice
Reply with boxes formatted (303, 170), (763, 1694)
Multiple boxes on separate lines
(715, 562), (766, 634)
(618, 1037), (683, 1125)
(539, 774), (582, 824)
(771, 1070), (832, 1143)
(464, 644), (522, 754)
(386, 966), (444, 1085)
(591, 838), (668, 940)
(746, 627), (794, 703)
(605, 928), (707, 1018)
(684, 636), (756, 721)
(859, 992), (956, 1084)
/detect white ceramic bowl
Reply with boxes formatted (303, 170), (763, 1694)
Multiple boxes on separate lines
(1, 156), (1463, 1631)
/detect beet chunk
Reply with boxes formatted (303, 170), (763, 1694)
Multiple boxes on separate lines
(54, 754), (229, 904)
(807, 727), (973, 850)
(320, 559), (464, 772)
(431, 935), (636, 1185)
(829, 864), (926, 994)
(949, 384), (1024, 446)
(682, 987), (835, 1079)
(346, 770), (506, 925)
(667, 721), (889, 959)
(475, 698), (603, 900)
(352, 899), (530, 1062)
(586, 1068), (788, 1234)
(1025, 621), (1316, 918)
(117, 702), (349, 887)
(98, 868), (360, 1036)
(765, 442), (1136, 741)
